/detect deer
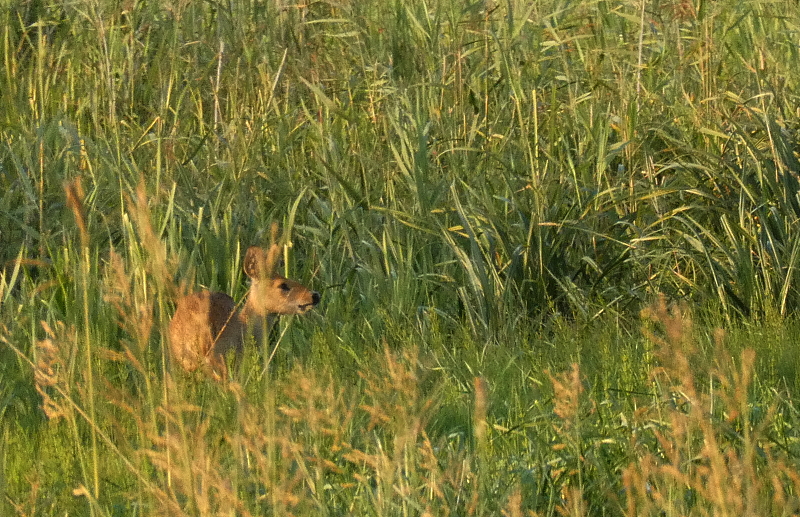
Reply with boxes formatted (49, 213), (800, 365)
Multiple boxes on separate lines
(168, 242), (320, 381)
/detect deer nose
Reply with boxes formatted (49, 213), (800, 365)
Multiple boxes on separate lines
(311, 291), (321, 306)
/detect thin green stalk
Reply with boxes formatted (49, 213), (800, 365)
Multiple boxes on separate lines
(81, 238), (100, 505)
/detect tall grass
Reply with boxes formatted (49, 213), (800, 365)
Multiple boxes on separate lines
(2, 0), (800, 514)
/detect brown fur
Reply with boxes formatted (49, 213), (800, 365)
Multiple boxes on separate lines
(168, 245), (320, 380)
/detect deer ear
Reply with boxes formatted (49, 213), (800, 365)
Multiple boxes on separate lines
(265, 243), (281, 277)
(243, 247), (266, 279)
(270, 222), (279, 246)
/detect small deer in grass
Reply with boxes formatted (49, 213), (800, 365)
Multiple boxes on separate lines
(168, 243), (320, 381)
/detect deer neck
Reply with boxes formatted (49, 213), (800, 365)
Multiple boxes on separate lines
(240, 298), (278, 345)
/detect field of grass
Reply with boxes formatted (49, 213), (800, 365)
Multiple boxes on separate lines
(2, 0), (800, 514)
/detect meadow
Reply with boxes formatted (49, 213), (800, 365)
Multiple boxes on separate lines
(2, 0), (800, 514)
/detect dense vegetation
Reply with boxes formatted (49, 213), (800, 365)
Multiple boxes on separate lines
(2, 0), (800, 514)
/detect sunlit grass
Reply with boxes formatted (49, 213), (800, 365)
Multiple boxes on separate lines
(2, 0), (800, 515)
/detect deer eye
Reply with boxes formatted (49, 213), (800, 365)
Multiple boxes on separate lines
(278, 282), (291, 292)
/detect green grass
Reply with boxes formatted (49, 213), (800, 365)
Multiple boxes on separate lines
(2, 0), (800, 514)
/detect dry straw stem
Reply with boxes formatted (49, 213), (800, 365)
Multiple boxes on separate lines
(355, 347), (468, 512)
(2, 321), (160, 493)
(64, 177), (89, 249)
(142, 414), (253, 517)
(103, 250), (153, 373)
(147, 350), (448, 515)
(65, 174), (101, 496)
(127, 180), (173, 293)
(624, 297), (800, 515)
(547, 363), (584, 431)
(473, 376), (488, 444)
(275, 367), (356, 510)
(559, 486), (587, 517)
(640, 294), (695, 355)
(356, 347), (432, 498)
(640, 294), (699, 403)
(34, 320), (71, 421)
(501, 487), (522, 517)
